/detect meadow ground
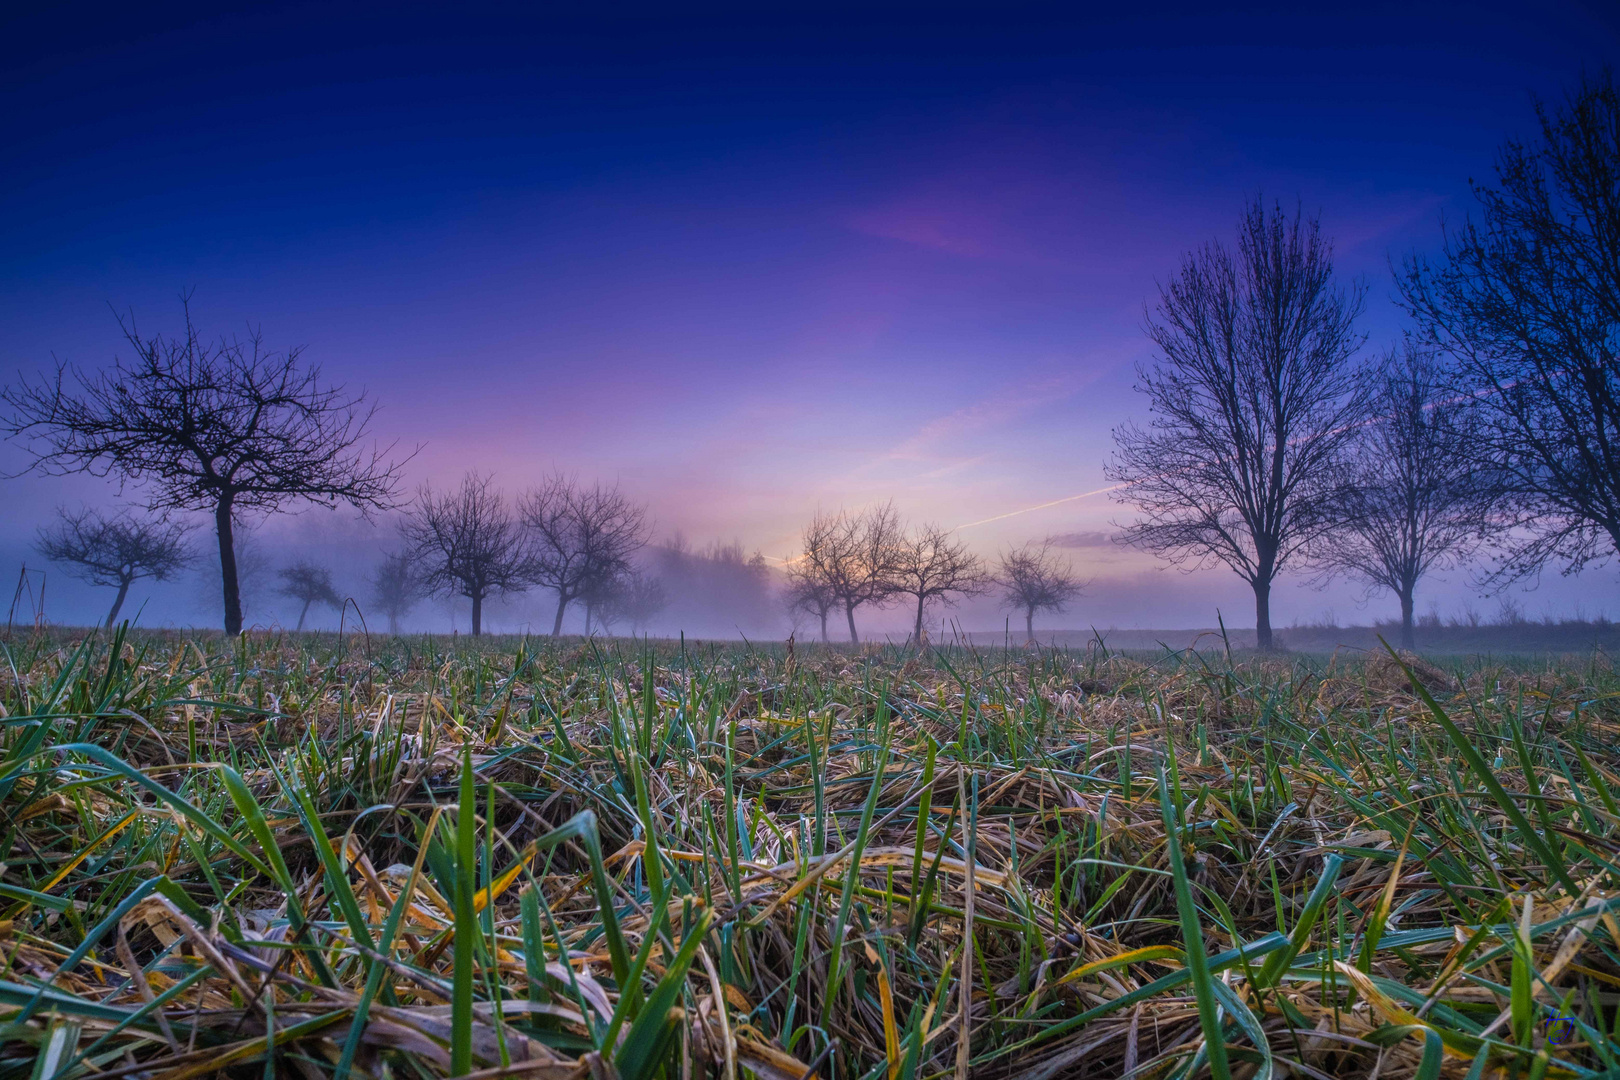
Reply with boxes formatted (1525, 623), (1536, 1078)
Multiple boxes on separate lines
(2, 628), (1620, 1080)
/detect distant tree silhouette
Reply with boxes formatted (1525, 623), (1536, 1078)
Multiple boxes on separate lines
(369, 551), (422, 634)
(1401, 71), (1620, 584)
(783, 564), (839, 642)
(595, 570), (668, 635)
(890, 521), (985, 643)
(276, 562), (342, 631)
(1, 302), (406, 635)
(793, 504), (902, 644)
(1315, 346), (1494, 649)
(35, 507), (191, 627)
(995, 539), (1083, 642)
(653, 536), (775, 636)
(522, 476), (650, 636)
(1107, 199), (1368, 649)
(400, 472), (529, 636)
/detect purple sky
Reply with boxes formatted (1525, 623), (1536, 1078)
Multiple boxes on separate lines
(4, 4), (1619, 632)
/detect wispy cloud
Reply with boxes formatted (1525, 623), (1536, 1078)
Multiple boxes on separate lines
(879, 373), (1080, 464)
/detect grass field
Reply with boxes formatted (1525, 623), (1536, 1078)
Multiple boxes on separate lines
(3, 628), (1620, 1080)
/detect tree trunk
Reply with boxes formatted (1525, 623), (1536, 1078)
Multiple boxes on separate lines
(584, 600), (594, 636)
(818, 610), (828, 643)
(1025, 607), (1034, 643)
(845, 602), (860, 644)
(216, 500), (243, 636)
(1254, 578), (1273, 651)
(105, 578), (131, 629)
(552, 595), (568, 636)
(1399, 588), (1416, 651)
(296, 599), (312, 631)
(388, 613), (400, 634)
(913, 594), (926, 644)
(471, 592), (483, 637)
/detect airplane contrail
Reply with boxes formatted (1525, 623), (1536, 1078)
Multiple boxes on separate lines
(951, 483), (1130, 531)
(773, 368), (1490, 553)
(947, 375), (1491, 535)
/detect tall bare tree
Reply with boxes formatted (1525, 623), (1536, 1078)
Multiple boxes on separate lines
(890, 522), (985, 643)
(521, 476), (650, 636)
(1315, 346), (1494, 648)
(996, 539), (1083, 642)
(35, 507), (192, 627)
(276, 562), (342, 631)
(793, 504), (902, 643)
(369, 551), (422, 634)
(1107, 199), (1368, 649)
(400, 472), (530, 636)
(1401, 71), (1620, 583)
(1, 303), (405, 634)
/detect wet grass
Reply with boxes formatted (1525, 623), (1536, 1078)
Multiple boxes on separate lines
(3, 626), (1620, 1079)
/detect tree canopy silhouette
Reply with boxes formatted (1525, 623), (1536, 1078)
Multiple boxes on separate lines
(369, 551), (422, 634)
(35, 507), (192, 628)
(1313, 346), (1494, 648)
(1107, 199), (1368, 649)
(890, 521), (985, 644)
(275, 562), (342, 631)
(793, 504), (902, 644)
(399, 472), (529, 636)
(1401, 71), (1620, 584)
(2, 303), (406, 634)
(522, 476), (650, 636)
(995, 539), (1083, 642)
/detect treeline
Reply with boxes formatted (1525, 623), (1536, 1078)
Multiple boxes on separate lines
(5, 74), (1620, 646)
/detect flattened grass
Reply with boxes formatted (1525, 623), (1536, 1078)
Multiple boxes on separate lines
(2, 627), (1620, 1079)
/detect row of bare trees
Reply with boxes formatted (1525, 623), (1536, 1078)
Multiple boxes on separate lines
(1108, 72), (1620, 650)
(9, 75), (1618, 644)
(0, 302), (652, 636)
(396, 471), (650, 636)
(784, 504), (1083, 643)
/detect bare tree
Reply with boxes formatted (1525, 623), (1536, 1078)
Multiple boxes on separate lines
(996, 539), (1084, 642)
(1, 303), (406, 635)
(1106, 199), (1368, 649)
(596, 571), (668, 636)
(276, 562), (342, 631)
(783, 566), (838, 643)
(793, 504), (902, 643)
(890, 522), (985, 643)
(1314, 346), (1494, 648)
(369, 551), (422, 634)
(35, 507), (192, 627)
(1400, 71), (1620, 583)
(400, 472), (530, 636)
(521, 476), (650, 636)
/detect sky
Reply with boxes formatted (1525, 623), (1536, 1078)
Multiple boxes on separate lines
(3, 2), (1620, 634)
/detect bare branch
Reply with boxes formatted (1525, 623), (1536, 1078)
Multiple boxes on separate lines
(1400, 69), (1620, 585)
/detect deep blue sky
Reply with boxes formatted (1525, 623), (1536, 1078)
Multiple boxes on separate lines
(4, 2), (1619, 631)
